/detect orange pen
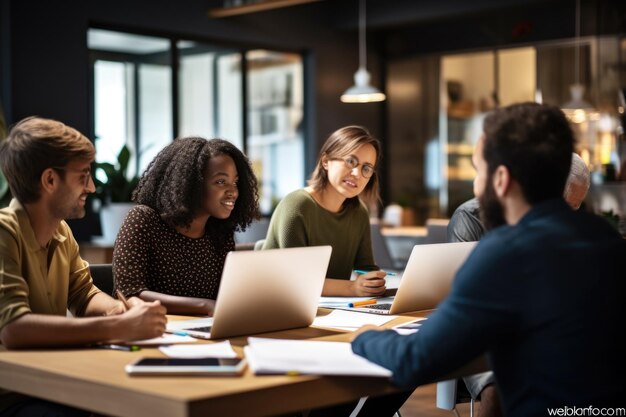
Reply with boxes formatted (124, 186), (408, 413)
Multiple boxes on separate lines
(348, 299), (377, 308)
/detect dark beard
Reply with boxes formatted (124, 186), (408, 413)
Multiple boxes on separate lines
(478, 177), (506, 231)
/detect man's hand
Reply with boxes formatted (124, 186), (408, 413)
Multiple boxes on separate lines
(113, 300), (167, 342)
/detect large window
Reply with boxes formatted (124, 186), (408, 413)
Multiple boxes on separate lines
(178, 41), (243, 148)
(246, 50), (304, 213)
(89, 29), (305, 214)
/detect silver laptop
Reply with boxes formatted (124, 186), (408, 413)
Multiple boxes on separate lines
(167, 246), (332, 339)
(356, 241), (477, 315)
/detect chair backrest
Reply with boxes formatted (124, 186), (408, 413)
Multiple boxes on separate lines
(89, 263), (113, 296)
(234, 218), (270, 245)
(370, 223), (397, 271)
(425, 218), (450, 244)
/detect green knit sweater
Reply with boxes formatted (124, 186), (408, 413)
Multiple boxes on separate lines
(263, 189), (378, 280)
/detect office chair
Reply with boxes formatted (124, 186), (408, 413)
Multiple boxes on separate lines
(425, 218), (450, 244)
(436, 379), (474, 417)
(234, 218), (270, 245)
(370, 223), (400, 271)
(89, 263), (114, 296)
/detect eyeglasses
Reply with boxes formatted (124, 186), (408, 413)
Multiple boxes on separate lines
(333, 156), (375, 178)
(52, 167), (93, 187)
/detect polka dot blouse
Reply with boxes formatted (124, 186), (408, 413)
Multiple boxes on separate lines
(113, 205), (233, 300)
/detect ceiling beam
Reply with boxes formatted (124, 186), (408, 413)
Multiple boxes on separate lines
(208, 0), (324, 18)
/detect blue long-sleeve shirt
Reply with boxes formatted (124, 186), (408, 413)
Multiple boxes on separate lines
(353, 199), (625, 417)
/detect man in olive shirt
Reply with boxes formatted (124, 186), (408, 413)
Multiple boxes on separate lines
(0, 117), (167, 417)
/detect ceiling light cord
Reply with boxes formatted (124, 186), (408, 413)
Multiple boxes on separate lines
(575, 0), (580, 85)
(359, 0), (366, 70)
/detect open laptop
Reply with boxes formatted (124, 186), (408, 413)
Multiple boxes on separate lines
(167, 246), (332, 339)
(355, 241), (477, 315)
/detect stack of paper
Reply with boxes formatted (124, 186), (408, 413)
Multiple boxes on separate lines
(244, 337), (392, 377)
(312, 309), (397, 331)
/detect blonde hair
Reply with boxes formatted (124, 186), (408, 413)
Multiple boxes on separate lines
(308, 125), (381, 208)
(0, 116), (95, 203)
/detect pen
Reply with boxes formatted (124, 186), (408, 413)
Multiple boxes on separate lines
(348, 299), (377, 308)
(165, 330), (189, 336)
(116, 289), (131, 309)
(94, 344), (140, 352)
(353, 269), (396, 276)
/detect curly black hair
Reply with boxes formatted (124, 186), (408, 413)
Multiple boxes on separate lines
(132, 137), (260, 238)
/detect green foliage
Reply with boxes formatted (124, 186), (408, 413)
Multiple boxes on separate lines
(93, 145), (140, 206)
(0, 170), (9, 207)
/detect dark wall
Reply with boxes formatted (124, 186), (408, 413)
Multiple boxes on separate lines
(2, 0), (385, 146)
(1, 0), (386, 239)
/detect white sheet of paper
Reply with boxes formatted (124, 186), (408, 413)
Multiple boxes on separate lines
(312, 309), (396, 330)
(392, 317), (428, 335)
(130, 334), (198, 345)
(245, 337), (391, 377)
(159, 340), (237, 358)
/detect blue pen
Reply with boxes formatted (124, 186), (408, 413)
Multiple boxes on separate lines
(354, 269), (396, 276)
(166, 330), (189, 336)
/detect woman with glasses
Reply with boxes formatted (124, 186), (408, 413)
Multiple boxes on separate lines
(263, 125), (386, 297)
(113, 137), (260, 315)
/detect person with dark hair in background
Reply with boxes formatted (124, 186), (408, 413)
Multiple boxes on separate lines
(446, 152), (591, 417)
(352, 103), (625, 417)
(0, 117), (166, 417)
(264, 125), (387, 297)
(113, 137), (260, 316)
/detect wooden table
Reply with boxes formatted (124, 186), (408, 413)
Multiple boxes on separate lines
(0, 312), (435, 417)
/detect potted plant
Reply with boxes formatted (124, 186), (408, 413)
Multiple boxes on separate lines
(93, 145), (140, 243)
(0, 171), (10, 208)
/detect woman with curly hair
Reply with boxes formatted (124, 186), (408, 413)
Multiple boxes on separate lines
(263, 126), (387, 297)
(113, 137), (260, 315)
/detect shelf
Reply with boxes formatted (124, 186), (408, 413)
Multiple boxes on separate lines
(208, 0), (323, 18)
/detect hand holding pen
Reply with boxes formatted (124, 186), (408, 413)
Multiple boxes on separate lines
(114, 289), (168, 341)
(352, 270), (387, 297)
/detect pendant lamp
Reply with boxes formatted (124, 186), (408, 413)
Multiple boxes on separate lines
(340, 0), (385, 103)
(562, 0), (595, 124)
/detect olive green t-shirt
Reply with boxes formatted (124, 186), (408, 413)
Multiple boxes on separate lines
(263, 189), (378, 279)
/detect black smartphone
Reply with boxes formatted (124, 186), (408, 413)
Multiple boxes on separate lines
(125, 357), (246, 376)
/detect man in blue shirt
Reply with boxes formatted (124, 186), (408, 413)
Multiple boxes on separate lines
(352, 102), (625, 416)
(446, 152), (591, 416)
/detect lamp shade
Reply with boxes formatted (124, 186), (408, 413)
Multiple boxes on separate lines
(562, 84), (596, 124)
(341, 67), (386, 103)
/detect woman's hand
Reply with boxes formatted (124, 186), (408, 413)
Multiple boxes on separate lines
(351, 271), (387, 296)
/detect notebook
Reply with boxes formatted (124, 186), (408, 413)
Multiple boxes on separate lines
(355, 241), (477, 315)
(167, 246), (332, 339)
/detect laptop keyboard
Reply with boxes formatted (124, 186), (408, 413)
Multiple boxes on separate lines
(363, 303), (392, 311)
(186, 326), (212, 332)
